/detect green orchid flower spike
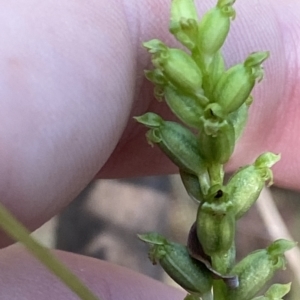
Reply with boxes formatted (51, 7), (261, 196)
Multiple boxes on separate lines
(135, 0), (296, 299)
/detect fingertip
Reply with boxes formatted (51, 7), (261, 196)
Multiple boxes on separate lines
(0, 245), (184, 300)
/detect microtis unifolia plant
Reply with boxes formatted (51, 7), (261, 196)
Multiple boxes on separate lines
(135, 0), (296, 299)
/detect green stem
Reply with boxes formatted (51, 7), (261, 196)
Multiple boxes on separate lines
(212, 280), (227, 300)
(208, 163), (224, 186)
(198, 170), (211, 196)
(0, 201), (100, 300)
(211, 243), (236, 300)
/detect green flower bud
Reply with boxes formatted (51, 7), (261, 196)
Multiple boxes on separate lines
(164, 85), (206, 128)
(267, 239), (297, 257)
(143, 39), (204, 101)
(136, 113), (206, 176)
(251, 283), (291, 300)
(138, 233), (213, 296)
(226, 152), (280, 219)
(212, 51), (269, 114)
(197, 0), (235, 55)
(169, 0), (199, 51)
(228, 239), (296, 300)
(198, 118), (235, 164)
(196, 189), (235, 256)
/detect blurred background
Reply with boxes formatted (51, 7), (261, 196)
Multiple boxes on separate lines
(32, 175), (300, 299)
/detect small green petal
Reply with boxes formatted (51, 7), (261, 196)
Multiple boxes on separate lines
(144, 69), (167, 86)
(137, 232), (167, 245)
(134, 112), (163, 128)
(143, 39), (167, 54)
(155, 47), (204, 98)
(254, 152), (281, 168)
(267, 239), (297, 257)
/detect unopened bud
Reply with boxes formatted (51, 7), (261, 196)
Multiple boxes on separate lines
(197, 0), (235, 55)
(170, 0), (199, 50)
(138, 233), (213, 296)
(213, 51), (269, 114)
(136, 113), (206, 176)
(196, 189), (235, 256)
(164, 85), (206, 128)
(198, 118), (235, 164)
(144, 39), (204, 100)
(225, 152), (280, 220)
(134, 112), (163, 128)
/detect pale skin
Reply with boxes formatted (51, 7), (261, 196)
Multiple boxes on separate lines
(0, 0), (299, 298)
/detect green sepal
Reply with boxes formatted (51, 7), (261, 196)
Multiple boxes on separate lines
(225, 152), (280, 219)
(197, 0), (235, 55)
(164, 84), (205, 128)
(169, 0), (199, 51)
(198, 118), (235, 164)
(134, 112), (163, 128)
(251, 283), (291, 300)
(228, 240), (295, 300)
(227, 98), (251, 141)
(138, 233), (167, 264)
(180, 170), (206, 203)
(196, 190), (235, 256)
(212, 51), (269, 114)
(267, 239), (297, 258)
(139, 233), (213, 296)
(255, 152), (281, 169)
(137, 232), (166, 245)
